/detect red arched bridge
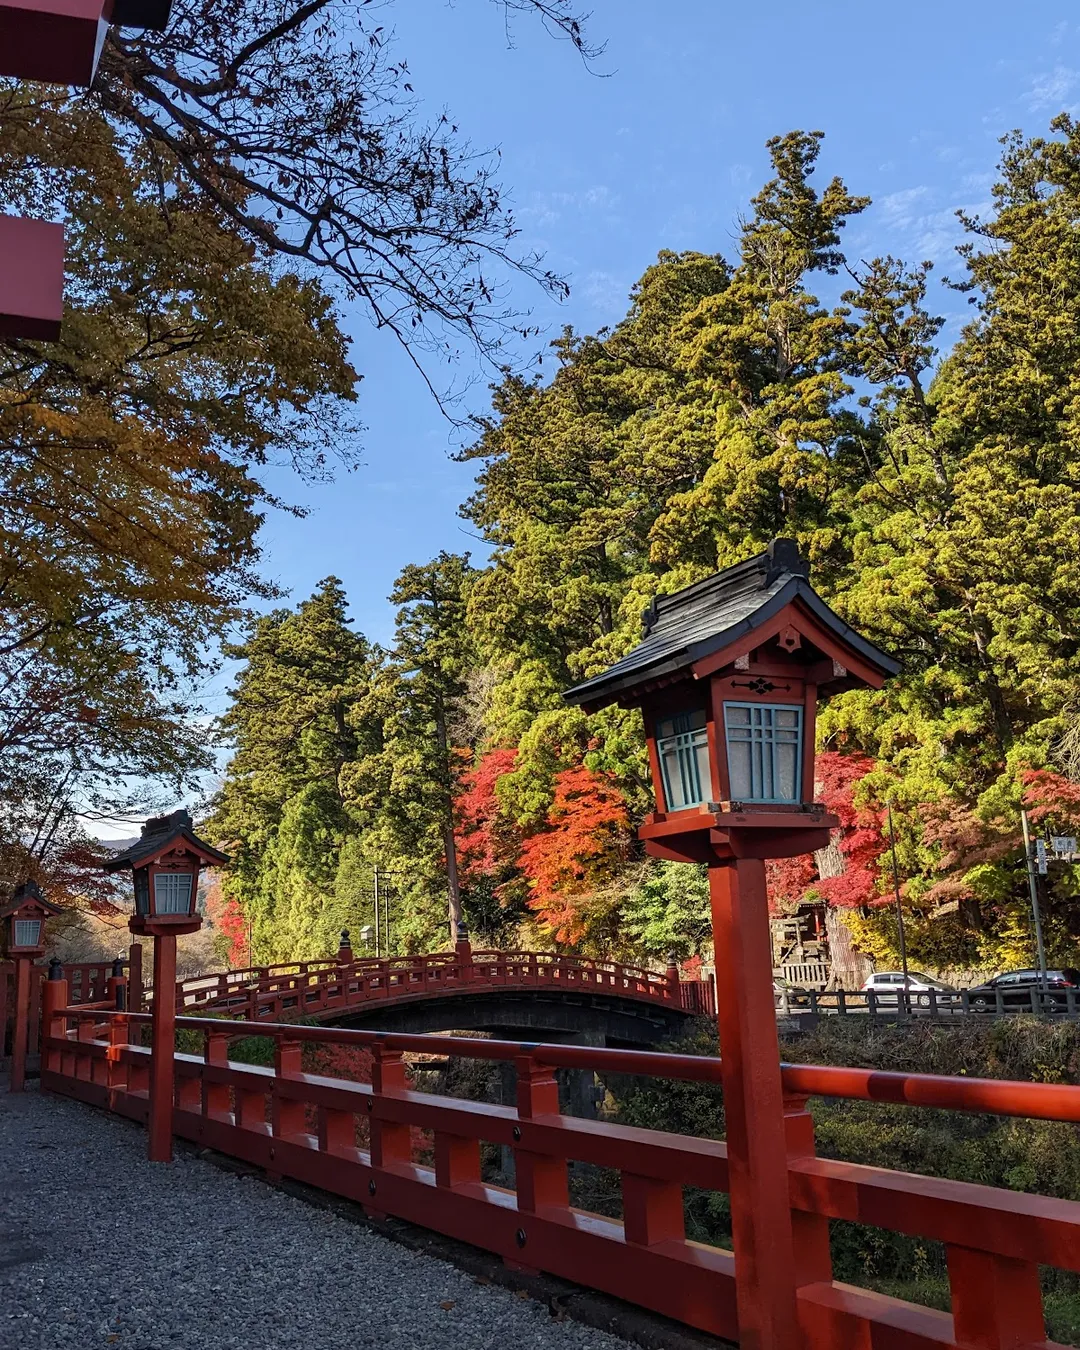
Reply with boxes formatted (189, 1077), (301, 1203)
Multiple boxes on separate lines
(169, 945), (716, 1045)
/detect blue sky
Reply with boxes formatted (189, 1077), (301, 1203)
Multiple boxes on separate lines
(252, 1), (1080, 649)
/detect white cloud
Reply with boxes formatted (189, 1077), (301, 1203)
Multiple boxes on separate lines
(1026, 65), (1080, 113)
(521, 185), (620, 228)
(878, 186), (930, 229)
(581, 269), (629, 317)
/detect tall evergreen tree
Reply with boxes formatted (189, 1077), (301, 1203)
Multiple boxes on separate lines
(209, 579), (383, 960)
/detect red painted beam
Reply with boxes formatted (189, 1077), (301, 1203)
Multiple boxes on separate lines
(0, 215), (64, 340)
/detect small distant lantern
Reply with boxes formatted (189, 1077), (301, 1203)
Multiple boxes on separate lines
(359, 924), (375, 946)
(103, 809), (228, 938)
(564, 539), (900, 864)
(0, 880), (63, 958)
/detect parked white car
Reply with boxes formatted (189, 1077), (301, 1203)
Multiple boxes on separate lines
(861, 970), (955, 1007)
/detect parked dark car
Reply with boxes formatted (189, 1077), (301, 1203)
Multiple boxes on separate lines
(965, 968), (1080, 1011)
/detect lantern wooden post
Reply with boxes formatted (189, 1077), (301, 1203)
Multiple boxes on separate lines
(103, 809), (229, 1162)
(708, 857), (800, 1348)
(148, 931), (178, 1161)
(564, 538), (899, 1350)
(10, 953), (32, 1092)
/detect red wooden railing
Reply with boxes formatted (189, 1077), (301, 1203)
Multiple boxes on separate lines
(2, 950), (142, 1066)
(167, 949), (716, 1023)
(41, 996), (1079, 1349)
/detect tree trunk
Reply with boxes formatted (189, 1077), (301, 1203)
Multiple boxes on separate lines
(815, 840), (873, 990)
(434, 699), (462, 941)
(443, 817), (463, 940)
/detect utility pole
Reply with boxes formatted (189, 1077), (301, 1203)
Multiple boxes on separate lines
(373, 865), (381, 958)
(886, 801), (909, 987)
(1020, 809), (1049, 989)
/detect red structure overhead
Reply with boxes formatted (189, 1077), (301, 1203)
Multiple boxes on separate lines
(0, 0), (110, 86)
(0, 0), (174, 342)
(0, 215), (64, 340)
(0, 0), (173, 87)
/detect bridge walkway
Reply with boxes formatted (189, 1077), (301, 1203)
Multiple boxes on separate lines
(0, 1084), (632, 1350)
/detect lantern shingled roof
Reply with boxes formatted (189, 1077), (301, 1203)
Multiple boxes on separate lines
(102, 808), (230, 872)
(0, 880), (64, 920)
(563, 539), (900, 712)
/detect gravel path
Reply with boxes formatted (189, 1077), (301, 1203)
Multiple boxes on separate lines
(0, 1087), (632, 1350)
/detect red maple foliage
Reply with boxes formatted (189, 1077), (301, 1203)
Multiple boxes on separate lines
(814, 752), (887, 909)
(766, 752), (886, 912)
(517, 764), (630, 943)
(766, 854), (817, 914)
(203, 872), (249, 967)
(1022, 769), (1080, 830)
(455, 747), (518, 881)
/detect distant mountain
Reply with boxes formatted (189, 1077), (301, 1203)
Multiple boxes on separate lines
(99, 837), (139, 854)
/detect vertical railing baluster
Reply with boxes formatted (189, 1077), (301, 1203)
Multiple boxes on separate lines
(76, 1018), (95, 1082)
(366, 1043), (412, 1219)
(203, 1030), (232, 1122)
(513, 1053), (568, 1221)
(783, 1090), (832, 1288)
(318, 1103), (356, 1157)
(271, 1037), (307, 1143)
(622, 1171), (684, 1248)
(946, 1245), (1043, 1350)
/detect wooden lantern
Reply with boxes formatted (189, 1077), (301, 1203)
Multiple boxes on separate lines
(104, 809), (228, 938)
(0, 216), (64, 341)
(565, 538), (900, 1350)
(565, 539), (899, 862)
(0, 880), (63, 957)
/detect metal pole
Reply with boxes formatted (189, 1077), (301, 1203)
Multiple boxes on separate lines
(374, 865), (380, 959)
(887, 802), (909, 987)
(1020, 809), (1048, 989)
(384, 879), (390, 957)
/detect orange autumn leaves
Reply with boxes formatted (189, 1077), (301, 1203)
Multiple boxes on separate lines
(456, 750), (630, 944)
(456, 746), (897, 947)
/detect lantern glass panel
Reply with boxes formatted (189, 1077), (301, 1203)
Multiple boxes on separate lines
(13, 918), (41, 946)
(723, 703), (802, 803)
(154, 872), (193, 915)
(656, 709), (711, 811)
(134, 870), (150, 916)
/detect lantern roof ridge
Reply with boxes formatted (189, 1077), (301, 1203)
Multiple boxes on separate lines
(564, 538), (900, 710)
(102, 807), (229, 872)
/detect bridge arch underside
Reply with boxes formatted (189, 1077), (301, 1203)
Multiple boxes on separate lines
(323, 988), (694, 1047)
